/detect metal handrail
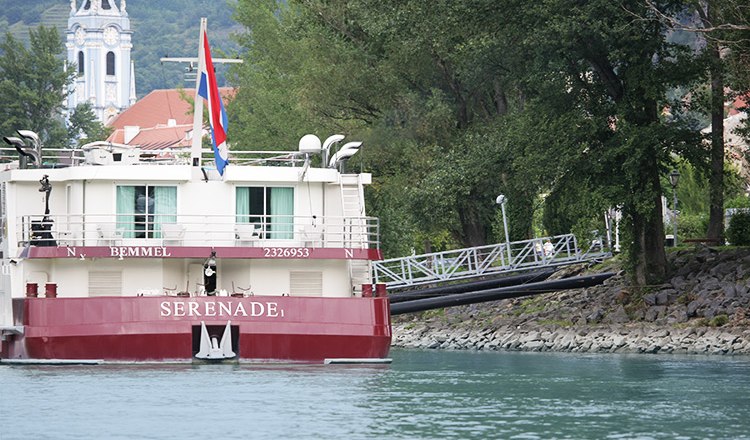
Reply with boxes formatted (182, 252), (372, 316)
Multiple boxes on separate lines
(16, 213), (380, 249)
(373, 234), (611, 288)
(0, 146), (313, 167)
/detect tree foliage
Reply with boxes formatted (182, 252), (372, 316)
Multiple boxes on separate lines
(0, 26), (74, 146)
(0, 26), (106, 149)
(228, 0), (746, 283)
(0, 0), (241, 98)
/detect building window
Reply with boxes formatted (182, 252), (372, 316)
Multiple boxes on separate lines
(78, 52), (84, 75)
(84, 0), (91, 10)
(116, 186), (177, 238)
(102, 0), (112, 9)
(236, 187), (294, 239)
(106, 52), (115, 76)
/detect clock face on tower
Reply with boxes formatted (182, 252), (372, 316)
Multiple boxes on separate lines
(103, 27), (119, 46)
(75, 28), (85, 46)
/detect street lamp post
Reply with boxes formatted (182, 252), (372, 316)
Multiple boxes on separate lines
(669, 169), (680, 247)
(495, 195), (512, 264)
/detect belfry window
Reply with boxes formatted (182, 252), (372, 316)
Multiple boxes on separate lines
(106, 52), (115, 76)
(78, 52), (84, 75)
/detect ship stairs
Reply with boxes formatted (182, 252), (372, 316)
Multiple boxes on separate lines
(340, 174), (371, 294)
(373, 233), (611, 290)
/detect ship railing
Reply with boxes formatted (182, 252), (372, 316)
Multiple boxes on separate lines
(373, 233), (612, 288)
(0, 147), (87, 168)
(16, 214), (380, 250)
(0, 146), (313, 168)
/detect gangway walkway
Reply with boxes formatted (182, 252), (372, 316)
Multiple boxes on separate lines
(373, 233), (611, 289)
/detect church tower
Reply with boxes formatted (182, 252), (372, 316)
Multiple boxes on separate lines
(66, 0), (136, 123)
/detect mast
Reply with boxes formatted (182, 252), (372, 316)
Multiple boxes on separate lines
(190, 18), (207, 167)
(159, 19), (242, 168)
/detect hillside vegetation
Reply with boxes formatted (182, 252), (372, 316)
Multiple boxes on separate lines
(0, 0), (242, 97)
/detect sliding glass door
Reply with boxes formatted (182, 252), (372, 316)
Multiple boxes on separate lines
(236, 186), (294, 239)
(116, 185), (177, 238)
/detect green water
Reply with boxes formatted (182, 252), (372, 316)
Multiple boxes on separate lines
(2, 349), (749, 439)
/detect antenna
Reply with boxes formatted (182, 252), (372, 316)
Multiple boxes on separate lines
(160, 56), (243, 83)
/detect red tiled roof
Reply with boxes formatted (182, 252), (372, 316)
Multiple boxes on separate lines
(106, 87), (235, 150)
(107, 87), (235, 130)
(108, 124), (196, 150)
(728, 95), (749, 116)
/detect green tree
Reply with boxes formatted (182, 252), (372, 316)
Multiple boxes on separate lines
(67, 102), (112, 146)
(230, 0), (708, 284)
(0, 26), (74, 146)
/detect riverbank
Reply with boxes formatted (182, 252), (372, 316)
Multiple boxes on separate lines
(391, 246), (750, 355)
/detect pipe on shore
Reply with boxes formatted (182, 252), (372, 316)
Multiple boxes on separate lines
(390, 272), (616, 315)
(388, 269), (557, 304)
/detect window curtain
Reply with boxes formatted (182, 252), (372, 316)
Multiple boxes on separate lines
(236, 187), (250, 223)
(269, 187), (293, 239)
(153, 186), (177, 238)
(116, 186), (135, 238)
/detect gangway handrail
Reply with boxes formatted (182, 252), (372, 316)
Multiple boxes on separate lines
(373, 233), (611, 289)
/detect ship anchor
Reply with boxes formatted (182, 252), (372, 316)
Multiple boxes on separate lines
(195, 321), (235, 360)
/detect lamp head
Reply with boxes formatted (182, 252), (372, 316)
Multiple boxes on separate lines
(495, 194), (506, 205)
(206, 250), (217, 267)
(669, 169), (680, 188)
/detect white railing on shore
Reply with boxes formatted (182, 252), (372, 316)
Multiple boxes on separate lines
(373, 234), (611, 288)
(17, 214), (379, 250)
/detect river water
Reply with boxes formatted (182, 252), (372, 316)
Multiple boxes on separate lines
(2, 349), (749, 439)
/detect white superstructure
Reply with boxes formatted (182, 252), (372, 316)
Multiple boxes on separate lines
(0, 135), (378, 331)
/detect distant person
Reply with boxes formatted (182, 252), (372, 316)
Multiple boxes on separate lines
(543, 240), (554, 256)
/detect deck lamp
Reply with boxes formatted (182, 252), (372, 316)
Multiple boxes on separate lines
(203, 250), (218, 293)
(204, 251), (217, 276)
(669, 169), (680, 247)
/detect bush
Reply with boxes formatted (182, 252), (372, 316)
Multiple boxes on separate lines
(709, 314), (729, 327)
(727, 211), (750, 246)
(676, 213), (708, 239)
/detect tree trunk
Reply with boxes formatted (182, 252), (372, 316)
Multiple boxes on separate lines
(458, 205), (488, 247)
(706, 21), (725, 240)
(494, 81), (508, 115)
(630, 163), (668, 284)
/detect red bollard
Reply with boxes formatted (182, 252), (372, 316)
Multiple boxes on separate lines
(25, 283), (38, 298)
(361, 284), (373, 297)
(375, 283), (387, 297)
(45, 283), (58, 298)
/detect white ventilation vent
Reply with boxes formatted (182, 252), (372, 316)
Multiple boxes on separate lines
(89, 271), (122, 296)
(289, 271), (323, 297)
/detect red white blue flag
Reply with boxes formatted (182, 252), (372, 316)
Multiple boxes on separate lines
(197, 30), (229, 175)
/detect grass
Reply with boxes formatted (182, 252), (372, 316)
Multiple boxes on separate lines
(536, 319), (574, 327)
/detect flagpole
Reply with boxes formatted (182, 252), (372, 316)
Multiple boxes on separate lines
(190, 17), (207, 167)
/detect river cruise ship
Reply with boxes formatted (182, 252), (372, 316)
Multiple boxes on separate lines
(0, 131), (391, 363)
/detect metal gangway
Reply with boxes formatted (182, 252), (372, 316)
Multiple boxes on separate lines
(372, 233), (611, 289)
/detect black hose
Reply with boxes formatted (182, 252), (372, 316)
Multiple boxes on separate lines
(388, 269), (557, 303)
(390, 272), (615, 315)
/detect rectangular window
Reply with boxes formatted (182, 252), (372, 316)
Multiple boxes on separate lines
(236, 186), (294, 239)
(116, 185), (176, 238)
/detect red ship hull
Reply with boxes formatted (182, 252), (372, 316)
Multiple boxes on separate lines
(1, 296), (391, 363)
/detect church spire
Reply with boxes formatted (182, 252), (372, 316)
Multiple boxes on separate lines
(66, 0), (134, 123)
